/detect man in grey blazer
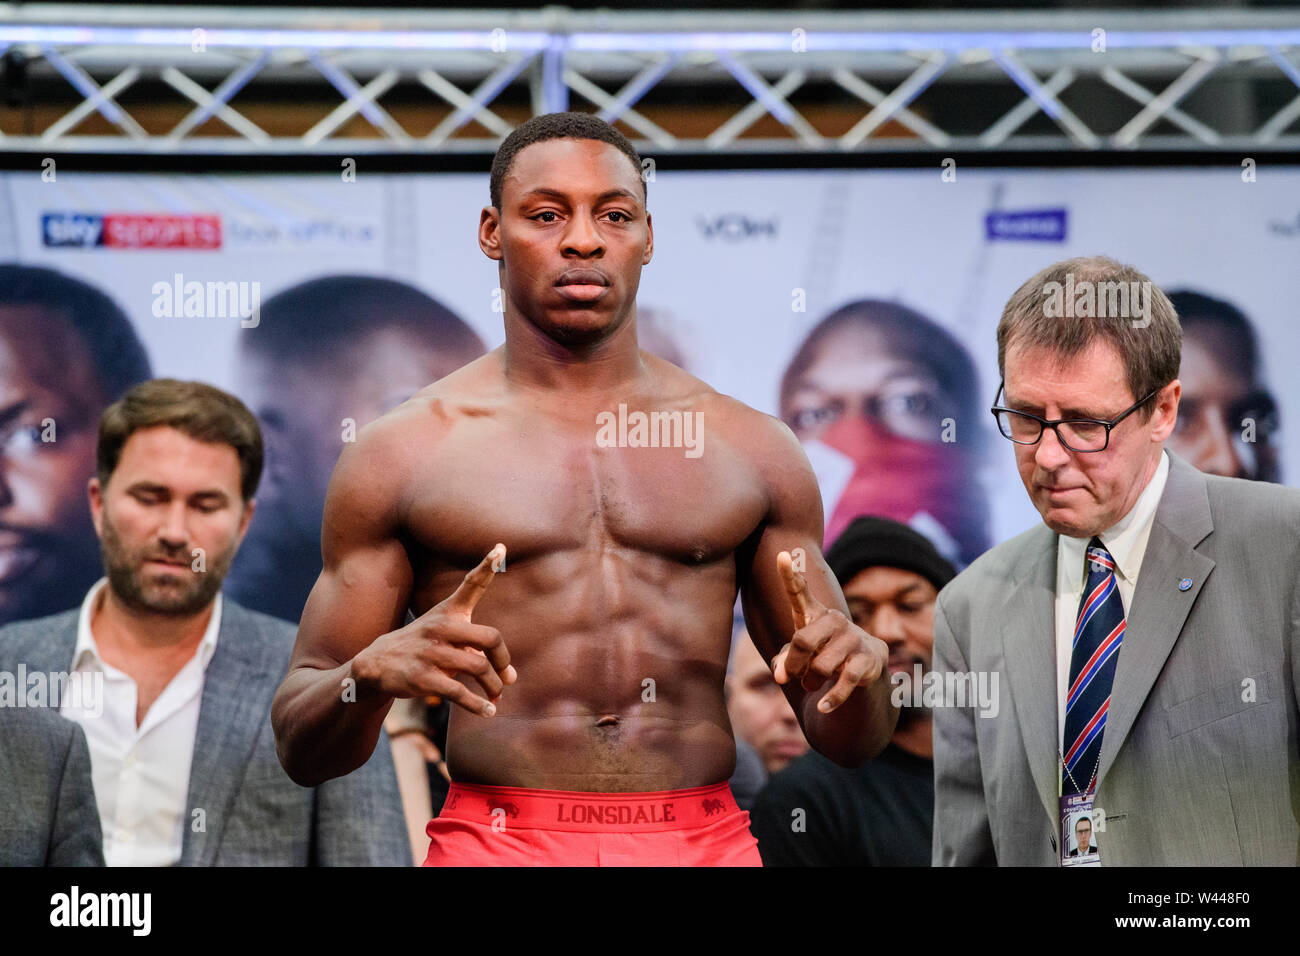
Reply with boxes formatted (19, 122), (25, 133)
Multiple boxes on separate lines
(0, 707), (105, 866)
(933, 256), (1300, 866)
(0, 600), (407, 865)
(0, 378), (406, 866)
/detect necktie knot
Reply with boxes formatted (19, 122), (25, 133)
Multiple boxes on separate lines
(1086, 537), (1115, 577)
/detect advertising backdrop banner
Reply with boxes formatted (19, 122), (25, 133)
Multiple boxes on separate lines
(4, 164), (1295, 622)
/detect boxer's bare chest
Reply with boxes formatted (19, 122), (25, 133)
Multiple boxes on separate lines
(409, 391), (768, 787)
(402, 396), (769, 606)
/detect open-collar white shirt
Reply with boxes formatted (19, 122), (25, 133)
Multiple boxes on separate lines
(60, 578), (222, 866)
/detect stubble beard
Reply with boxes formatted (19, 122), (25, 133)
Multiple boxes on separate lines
(99, 508), (235, 617)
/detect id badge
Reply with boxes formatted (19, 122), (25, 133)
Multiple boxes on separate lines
(1060, 793), (1101, 867)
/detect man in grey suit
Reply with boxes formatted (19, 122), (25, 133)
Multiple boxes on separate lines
(0, 707), (105, 865)
(933, 255), (1300, 866)
(0, 379), (406, 866)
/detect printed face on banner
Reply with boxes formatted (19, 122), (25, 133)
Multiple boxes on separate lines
(229, 286), (486, 623)
(0, 305), (106, 624)
(1169, 321), (1279, 482)
(781, 313), (989, 565)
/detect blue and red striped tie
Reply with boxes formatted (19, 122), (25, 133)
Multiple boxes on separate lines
(1062, 538), (1126, 796)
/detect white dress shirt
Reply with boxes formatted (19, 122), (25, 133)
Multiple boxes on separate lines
(1055, 449), (1169, 773)
(60, 579), (222, 867)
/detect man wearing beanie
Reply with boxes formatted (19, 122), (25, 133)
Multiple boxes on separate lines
(747, 516), (955, 866)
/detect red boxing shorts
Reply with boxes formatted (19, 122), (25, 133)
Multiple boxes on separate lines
(423, 781), (762, 867)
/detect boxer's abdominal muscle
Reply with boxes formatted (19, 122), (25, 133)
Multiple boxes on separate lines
(402, 393), (769, 792)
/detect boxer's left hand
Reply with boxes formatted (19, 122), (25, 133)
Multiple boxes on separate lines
(770, 550), (888, 714)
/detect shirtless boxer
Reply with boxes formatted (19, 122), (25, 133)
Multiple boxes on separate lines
(271, 112), (897, 866)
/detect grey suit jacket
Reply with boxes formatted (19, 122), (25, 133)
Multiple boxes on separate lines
(0, 597), (408, 866)
(0, 706), (105, 866)
(933, 451), (1300, 865)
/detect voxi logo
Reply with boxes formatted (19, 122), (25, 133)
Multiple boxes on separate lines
(696, 214), (779, 241)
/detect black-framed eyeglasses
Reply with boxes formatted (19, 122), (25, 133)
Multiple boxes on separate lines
(989, 380), (1161, 453)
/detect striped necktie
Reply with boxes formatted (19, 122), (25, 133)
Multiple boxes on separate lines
(1062, 537), (1126, 797)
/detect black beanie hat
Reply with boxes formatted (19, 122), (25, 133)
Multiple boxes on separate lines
(824, 516), (957, 592)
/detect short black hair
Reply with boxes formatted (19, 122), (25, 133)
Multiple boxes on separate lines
(1167, 289), (1260, 381)
(0, 262), (152, 403)
(241, 274), (485, 364)
(489, 112), (645, 210)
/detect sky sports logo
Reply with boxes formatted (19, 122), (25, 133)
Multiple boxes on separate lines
(985, 208), (1068, 242)
(42, 212), (222, 249)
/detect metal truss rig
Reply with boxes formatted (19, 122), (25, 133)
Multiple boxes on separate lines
(2, 5), (1300, 154)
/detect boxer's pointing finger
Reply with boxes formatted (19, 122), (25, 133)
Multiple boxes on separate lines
(777, 551), (811, 629)
(443, 544), (506, 619)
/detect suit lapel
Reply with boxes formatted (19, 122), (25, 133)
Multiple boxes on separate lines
(999, 526), (1060, 828)
(1097, 453), (1214, 787)
(180, 604), (269, 866)
(22, 617), (79, 675)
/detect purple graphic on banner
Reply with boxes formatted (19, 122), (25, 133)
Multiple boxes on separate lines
(985, 208), (1067, 242)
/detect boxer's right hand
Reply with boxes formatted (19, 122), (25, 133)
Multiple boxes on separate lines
(352, 544), (516, 717)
